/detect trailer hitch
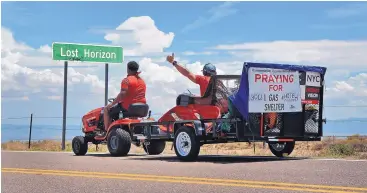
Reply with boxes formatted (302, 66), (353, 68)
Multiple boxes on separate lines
(95, 144), (99, 152)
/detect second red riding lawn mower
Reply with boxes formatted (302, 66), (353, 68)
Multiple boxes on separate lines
(72, 98), (166, 157)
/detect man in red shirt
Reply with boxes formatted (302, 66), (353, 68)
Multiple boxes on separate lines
(166, 53), (217, 97)
(166, 53), (228, 137)
(103, 61), (147, 130)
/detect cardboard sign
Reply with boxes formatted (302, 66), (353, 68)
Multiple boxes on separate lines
(248, 67), (302, 113)
(299, 71), (322, 104)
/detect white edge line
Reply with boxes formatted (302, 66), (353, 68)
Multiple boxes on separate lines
(1, 151), (149, 156)
(2, 150), (76, 154)
(312, 158), (367, 162)
(2, 151), (367, 162)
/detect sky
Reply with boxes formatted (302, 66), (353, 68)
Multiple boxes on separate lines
(1, 1), (367, 127)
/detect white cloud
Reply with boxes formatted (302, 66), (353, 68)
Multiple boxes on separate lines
(1, 27), (32, 52)
(104, 16), (174, 56)
(323, 73), (367, 119)
(1, 26), (119, 105)
(38, 44), (52, 53)
(1, 18), (216, 118)
(2, 14), (367, 121)
(212, 40), (367, 70)
(181, 1), (238, 33)
(326, 73), (367, 98)
(1, 27), (100, 78)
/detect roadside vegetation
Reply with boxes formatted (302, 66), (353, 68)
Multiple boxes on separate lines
(2, 134), (366, 159)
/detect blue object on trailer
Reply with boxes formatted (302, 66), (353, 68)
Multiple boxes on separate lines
(228, 62), (327, 121)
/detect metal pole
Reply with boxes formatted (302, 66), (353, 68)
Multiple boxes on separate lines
(105, 63), (109, 106)
(28, 113), (33, 149)
(61, 61), (68, 150)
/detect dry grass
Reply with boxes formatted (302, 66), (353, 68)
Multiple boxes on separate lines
(2, 135), (366, 159)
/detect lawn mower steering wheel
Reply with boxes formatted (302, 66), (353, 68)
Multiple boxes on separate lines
(108, 98), (115, 103)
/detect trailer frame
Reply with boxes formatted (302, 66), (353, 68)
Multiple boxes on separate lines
(113, 62), (328, 161)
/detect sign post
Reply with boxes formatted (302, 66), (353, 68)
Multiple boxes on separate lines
(62, 61), (68, 150)
(105, 63), (108, 106)
(52, 42), (123, 150)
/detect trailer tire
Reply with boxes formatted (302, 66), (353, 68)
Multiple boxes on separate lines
(173, 126), (200, 161)
(268, 141), (295, 157)
(143, 140), (166, 155)
(72, 136), (88, 156)
(107, 128), (131, 157)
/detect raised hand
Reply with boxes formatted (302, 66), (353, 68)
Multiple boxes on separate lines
(166, 53), (175, 64)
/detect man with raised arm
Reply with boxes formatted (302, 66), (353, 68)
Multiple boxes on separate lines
(166, 53), (217, 97)
(166, 53), (229, 136)
(103, 61), (147, 131)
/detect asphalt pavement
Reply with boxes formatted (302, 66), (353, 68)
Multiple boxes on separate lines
(2, 151), (367, 193)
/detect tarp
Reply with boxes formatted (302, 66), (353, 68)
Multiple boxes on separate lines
(229, 62), (327, 120)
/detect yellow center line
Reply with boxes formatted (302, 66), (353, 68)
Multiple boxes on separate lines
(2, 168), (366, 193)
(2, 167), (367, 192)
(2, 170), (358, 193)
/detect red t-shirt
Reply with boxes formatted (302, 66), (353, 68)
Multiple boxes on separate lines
(120, 74), (147, 109)
(195, 75), (211, 96)
(195, 75), (228, 113)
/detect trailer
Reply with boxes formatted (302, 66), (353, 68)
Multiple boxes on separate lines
(72, 62), (327, 161)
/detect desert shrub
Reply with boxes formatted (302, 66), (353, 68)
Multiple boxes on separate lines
(358, 153), (367, 159)
(349, 143), (367, 152)
(311, 143), (325, 151)
(342, 135), (367, 152)
(347, 134), (362, 141)
(327, 144), (355, 157)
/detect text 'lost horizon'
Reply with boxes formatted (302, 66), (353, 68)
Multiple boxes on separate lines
(60, 47), (117, 59)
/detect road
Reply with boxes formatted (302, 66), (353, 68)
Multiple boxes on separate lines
(2, 151), (367, 193)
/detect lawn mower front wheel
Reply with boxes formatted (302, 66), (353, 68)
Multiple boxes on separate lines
(143, 140), (166, 155)
(72, 136), (88, 156)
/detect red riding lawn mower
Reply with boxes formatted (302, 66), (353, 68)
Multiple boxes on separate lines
(72, 98), (166, 156)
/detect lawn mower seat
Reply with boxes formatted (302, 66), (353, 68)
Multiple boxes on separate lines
(176, 94), (195, 106)
(176, 77), (215, 107)
(124, 103), (149, 118)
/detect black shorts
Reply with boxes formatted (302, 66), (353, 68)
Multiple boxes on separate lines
(108, 103), (128, 117)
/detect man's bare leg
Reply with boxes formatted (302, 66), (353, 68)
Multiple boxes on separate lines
(103, 107), (111, 131)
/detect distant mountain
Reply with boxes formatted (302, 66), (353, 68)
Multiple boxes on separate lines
(327, 117), (367, 122)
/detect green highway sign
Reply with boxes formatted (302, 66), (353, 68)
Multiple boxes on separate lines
(52, 42), (123, 63)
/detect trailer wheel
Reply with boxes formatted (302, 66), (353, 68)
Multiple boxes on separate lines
(72, 136), (88, 156)
(173, 126), (200, 161)
(143, 140), (166, 155)
(268, 141), (295, 157)
(107, 128), (131, 156)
